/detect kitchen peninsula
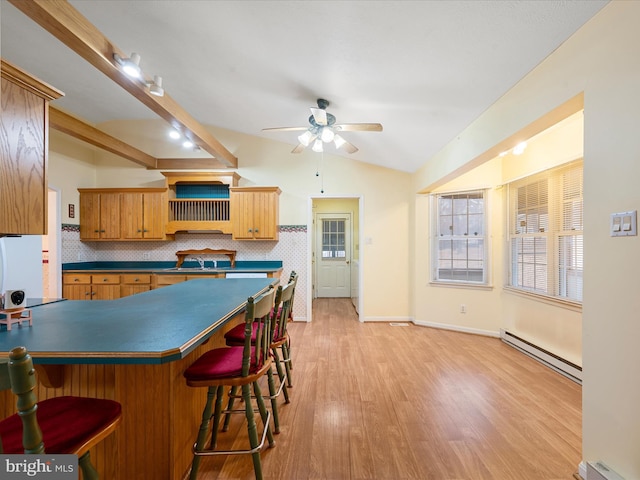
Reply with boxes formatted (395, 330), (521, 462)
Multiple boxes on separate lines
(0, 277), (277, 479)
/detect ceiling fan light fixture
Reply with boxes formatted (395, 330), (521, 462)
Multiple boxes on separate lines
(321, 127), (335, 143)
(298, 130), (315, 146)
(312, 138), (324, 153)
(334, 134), (346, 149)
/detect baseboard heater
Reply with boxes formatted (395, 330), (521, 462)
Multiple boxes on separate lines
(500, 329), (582, 384)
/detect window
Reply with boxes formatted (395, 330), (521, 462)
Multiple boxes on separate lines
(321, 219), (346, 259)
(508, 160), (583, 302)
(432, 190), (487, 284)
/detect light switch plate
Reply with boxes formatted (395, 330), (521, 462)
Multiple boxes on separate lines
(611, 210), (637, 237)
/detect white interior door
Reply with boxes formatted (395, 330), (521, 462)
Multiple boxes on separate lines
(315, 213), (351, 297)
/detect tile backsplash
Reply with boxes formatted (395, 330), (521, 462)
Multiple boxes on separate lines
(61, 225), (309, 320)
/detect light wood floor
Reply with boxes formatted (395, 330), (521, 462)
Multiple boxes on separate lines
(192, 298), (582, 480)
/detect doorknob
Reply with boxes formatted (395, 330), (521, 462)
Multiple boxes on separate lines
(346, 260), (350, 264)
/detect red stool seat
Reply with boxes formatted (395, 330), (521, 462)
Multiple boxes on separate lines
(0, 395), (122, 454)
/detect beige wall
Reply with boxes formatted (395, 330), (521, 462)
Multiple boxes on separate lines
(50, 119), (412, 321)
(411, 2), (640, 477)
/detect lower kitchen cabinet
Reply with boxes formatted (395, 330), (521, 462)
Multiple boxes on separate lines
(63, 273), (120, 300)
(120, 274), (152, 297)
(152, 273), (224, 288)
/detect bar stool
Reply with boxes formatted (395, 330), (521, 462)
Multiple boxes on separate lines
(184, 288), (276, 480)
(0, 346), (122, 480)
(223, 281), (293, 434)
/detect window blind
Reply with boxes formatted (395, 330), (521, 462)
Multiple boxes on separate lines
(508, 160), (583, 301)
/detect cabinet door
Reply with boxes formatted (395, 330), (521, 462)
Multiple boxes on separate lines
(92, 284), (121, 300)
(80, 192), (102, 239)
(80, 192), (121, 239)
(63, 284), (92, 300)
(0, 77), (47, 235)
(142, 192), (166, 239)
(230, 190), (255, 240)
(99, 193), (121, 239)
(121, 192), (144, 239)
(252, 191), (279, 240)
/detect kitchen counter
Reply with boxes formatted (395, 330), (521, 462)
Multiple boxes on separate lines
(0, 277), (276, 364)
(0, 277), (278, 479)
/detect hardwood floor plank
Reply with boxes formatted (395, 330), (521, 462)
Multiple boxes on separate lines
(191, 298), (581, 480)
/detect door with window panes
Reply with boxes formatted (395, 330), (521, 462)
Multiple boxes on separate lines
(315, 214), (351, 297)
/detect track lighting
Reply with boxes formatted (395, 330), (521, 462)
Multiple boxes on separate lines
(148, 75), (164, 97)
(512, 141), (527, 155)
(113, 52), (141, 78)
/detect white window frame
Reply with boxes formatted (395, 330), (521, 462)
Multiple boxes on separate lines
(506, 160), (583, 304)
(430, 189), (489, 286)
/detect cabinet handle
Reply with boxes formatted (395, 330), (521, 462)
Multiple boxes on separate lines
(248, 229), (252, 232)
(94, 230), (100, 233)
(134, 278), (139, 282)
(91, 292), (96, 296)
(85, 292), (90, 297)
(137, 229), (142, 233)
(103, 278), (109, 282)
(254, 229), (259, 233)
(74, 278), (79, 282)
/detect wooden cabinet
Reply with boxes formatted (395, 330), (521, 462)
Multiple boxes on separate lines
(63, 273), (120, 300)
(79, 190), (121, 240)
(121, 190), (167, 239)
(230, 187), (280, 240)
(79, 188), (167, 241)
(120, 274), (152, 297)
(0, 60), (63, 235)
(151, 273), (224, 289)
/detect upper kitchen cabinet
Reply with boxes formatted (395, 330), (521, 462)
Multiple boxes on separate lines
(0, 59), (63, 235)
(230, 186), (281, 240)
(121, 189), (167, 240)
(78, 188), (168, 241)
(79, 189), (121, 240)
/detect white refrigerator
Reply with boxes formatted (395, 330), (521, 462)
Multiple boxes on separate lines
(0, 236), (44, 305)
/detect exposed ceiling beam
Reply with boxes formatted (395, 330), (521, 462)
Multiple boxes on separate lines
(8, 0), (238, 168)
(50, 107), (157, 168)
(153, 158), (235, 170)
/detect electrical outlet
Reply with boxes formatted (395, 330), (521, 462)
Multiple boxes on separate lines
(460, 304), (466, 314)
(142, 252), (151, 260)
(77, 252), (86, 261)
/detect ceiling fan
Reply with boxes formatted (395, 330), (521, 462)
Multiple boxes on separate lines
(262, 98), (383, 154)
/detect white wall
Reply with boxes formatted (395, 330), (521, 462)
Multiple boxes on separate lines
(411, 2), (640, 477)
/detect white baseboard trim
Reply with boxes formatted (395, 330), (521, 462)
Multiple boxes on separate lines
(363, 316), (413, 323)
(578, 461), (587, 479)
(412, 319), (500, 338)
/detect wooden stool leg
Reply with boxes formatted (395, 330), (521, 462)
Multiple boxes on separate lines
(209, 386), (225, 450)
(242, 383), (263, 480)
(252, 381), (275, 448)
(222, 385), (238, 432)
(281, 343), (293, 387)
(190, 386), (218, 480)
(266, 367), (281, 433)
(78, 451), (99, 480)
(271, 347), (290, 403)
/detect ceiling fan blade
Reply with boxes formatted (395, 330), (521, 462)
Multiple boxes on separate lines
(262, 126), (309, 132)
(291, 144), (306, 153)
(336, 138), (359, 154)
(310, 107), (328, 126)
(334, 123), (383, 132)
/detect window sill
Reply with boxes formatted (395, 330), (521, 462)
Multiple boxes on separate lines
(429, 281), (493, 291)
(503, 286), (582, 312)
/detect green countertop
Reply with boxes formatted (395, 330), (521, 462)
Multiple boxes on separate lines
(0, 277), (277, 365)
(62, 260), (283, 274)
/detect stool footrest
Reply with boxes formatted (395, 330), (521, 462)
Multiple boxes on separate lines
(194, 410), (272, 456)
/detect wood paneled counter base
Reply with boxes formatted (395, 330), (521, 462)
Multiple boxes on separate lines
(0, 278), (277, 479)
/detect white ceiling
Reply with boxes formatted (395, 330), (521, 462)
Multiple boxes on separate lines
(0, 0), (607, 173)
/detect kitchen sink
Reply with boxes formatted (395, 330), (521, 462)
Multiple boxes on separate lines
(162, 267), (218, 272)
